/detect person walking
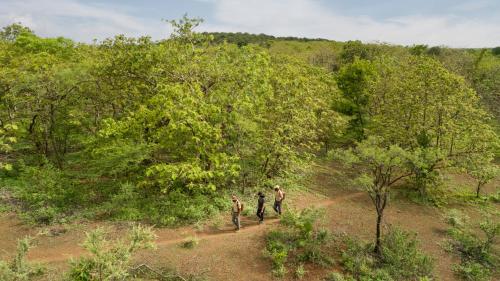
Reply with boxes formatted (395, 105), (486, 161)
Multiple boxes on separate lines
(273, 185), (285, 215)
(231, 195), (242, 231)
(256, 192), (266, 224)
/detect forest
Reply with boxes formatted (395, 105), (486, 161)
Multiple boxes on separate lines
(0, 16), (499, 281)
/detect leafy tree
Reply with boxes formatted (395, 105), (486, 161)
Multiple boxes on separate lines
(409, 45), (428, 56)
(336, 58), (376, 141)
(492, 47), (500, 56)
(467, 161), (499, 198)
(368, 55), (498, 197)
(340, 40), (372, 64)
(335, 137), (411, 255)
(0, 23), (32, 42)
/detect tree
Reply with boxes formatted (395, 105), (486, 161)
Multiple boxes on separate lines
(368, 55), (498, 197)
(0, 23), (32, 42)
(340, 40), (372, 64)
(409, 44), (428, 56)
(335, 137), (411, 255)
(336, 58), (376, 141)
(492, 47), (500, 56)
(467, 161), (499, 198)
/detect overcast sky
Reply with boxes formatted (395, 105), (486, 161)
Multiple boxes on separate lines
(1, 0), (499, 47)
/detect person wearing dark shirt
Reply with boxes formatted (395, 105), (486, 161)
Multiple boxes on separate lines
(256, 192), (266, 224)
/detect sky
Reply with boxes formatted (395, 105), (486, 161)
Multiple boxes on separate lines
(0, 0), (499, 48)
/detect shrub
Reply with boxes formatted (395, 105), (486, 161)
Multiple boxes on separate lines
(264, 208), (333, 278)
(453, 262), (491, 281)
(340, 227), (434, 281)
(10, 163), (80, 224)
(0, 237), (44, 281)
(444, 211), (499, 280)
(101, 187), (231, 226)
(380, 227), (434, 279)
(68, 225), (156, 281)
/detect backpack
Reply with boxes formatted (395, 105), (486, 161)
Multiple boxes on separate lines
(239, 202), (244, 212)
(282, 192), (286, 201)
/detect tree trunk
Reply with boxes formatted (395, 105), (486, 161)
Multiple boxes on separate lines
(476, 182), (483, 198)
(374, 209), (383, 255)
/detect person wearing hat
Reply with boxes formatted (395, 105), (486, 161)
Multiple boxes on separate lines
(256, 192), (266, 224)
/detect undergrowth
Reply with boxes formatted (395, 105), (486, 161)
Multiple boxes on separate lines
(264, 207), (333, 278)
(334, 226), (434, 281)
(444, 209), (499, 281)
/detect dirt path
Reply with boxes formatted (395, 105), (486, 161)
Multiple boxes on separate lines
(27, 192), (365, 264)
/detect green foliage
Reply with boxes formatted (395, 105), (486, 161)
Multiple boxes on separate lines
(6, 162), (82, 224)
(409, 45), (428, 56)
(491, 47), (500, 56)
(265, 208), (333, 278)
(453, 262), (491, 281)
(340, 40), (376, 64)
(466, 159), (499, 198)
(367, 55), (498, 198)
(0, 123), (17, 171)
(334, 136), (412, 254)
(100, 185), (230, 226)
(444, 210), (499, 280)
(206, 31), (328, 48)
(380, 227), (434, 279)
(340, 227), (434, 281)
(0, 237), (44, 281)
(336, 58), (376, 141)
(68, 225), (156, 281)
(0, 18), (345, 225)
(0, 23), (33, 42)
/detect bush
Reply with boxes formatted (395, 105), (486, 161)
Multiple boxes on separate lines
(68, 225), (156, 281)
(453, 262), (491, 281)
(380, 227), (434, 279)
(264, 208), (333, 278)
(444, 210), (499, 280)
(340, 227), (434, 281)
(9, 162), (80, 224)
(0, 237), (44, 281)
(100, 186), (231, 226)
